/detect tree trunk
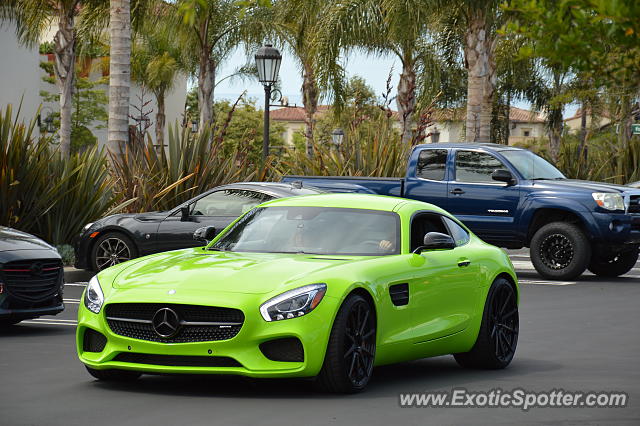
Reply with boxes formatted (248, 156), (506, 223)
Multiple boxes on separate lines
(577, 102), (588, 162)
(53, 11), (76, 158)
(108, 0), (131, 157)
(302, 63), (318, 158)
(155, 92), (166, 150)
(617, 95), (633, 184)
(464, 11), (494, 143)
(396, 59), (416, 145)
(197, 18), (215, 129)
(547, 70), (564, 163)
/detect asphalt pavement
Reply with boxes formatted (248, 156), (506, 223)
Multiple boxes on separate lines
(1, 254), (639, 426)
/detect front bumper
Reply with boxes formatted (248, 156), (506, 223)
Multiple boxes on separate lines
(591, 212), (640, 245)
(0, 301), (64, 320)
(73, 233), (92, 270)
(76, 292), (337, 378)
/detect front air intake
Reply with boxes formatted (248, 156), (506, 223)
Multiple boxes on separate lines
(259, 337), (304, 362)
(83, 328), (107, 353)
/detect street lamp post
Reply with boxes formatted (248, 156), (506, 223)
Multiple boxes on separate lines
(255, 44), (282, 160)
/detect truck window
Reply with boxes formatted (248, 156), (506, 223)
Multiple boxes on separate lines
(455, 151), (508, 183)
(416, 149), (448, 181)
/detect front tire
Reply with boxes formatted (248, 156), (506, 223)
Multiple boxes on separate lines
(90, 232), (137, 271)
(316, 294), (376, 393)
(85, 366), (141, 381)
(588, 247), (639, 277)
(530, 222), (591, 280)
(454, 278), (518, 369)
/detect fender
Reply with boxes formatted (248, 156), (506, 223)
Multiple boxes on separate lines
(519, 196), (601, 241)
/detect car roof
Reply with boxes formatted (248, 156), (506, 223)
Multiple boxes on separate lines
(219, 181), (323, 196)
(413, 142), (524, 152)
(261, 193), (419, 212)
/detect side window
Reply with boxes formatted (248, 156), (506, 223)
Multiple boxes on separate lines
(190, 190), (272, 217)
(455, 150), (508, 183)
(410, 213), (449, 252)
(416, 149), (448, 181)
(442, 216), (470, 246)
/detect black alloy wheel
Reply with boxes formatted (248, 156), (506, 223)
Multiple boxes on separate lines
(344, 300), (376, 388)
(539, 233), (574, 270)
(316, 294), (376, 393)
(530, 222), (591, 280)
(91, 233), (136, 271)
(454, 278), (519, 369)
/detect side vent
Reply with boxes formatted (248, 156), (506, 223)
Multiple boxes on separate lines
(389, 283), (409, 306)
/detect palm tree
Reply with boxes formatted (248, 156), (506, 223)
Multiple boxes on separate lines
(131, 18), (187, 149)
(174, 0), (268, 128)
(315, 0), (436, 145)
(106, 0), (131, 156)
(435, 0), (501, 142)
(1, 0), (83, 158)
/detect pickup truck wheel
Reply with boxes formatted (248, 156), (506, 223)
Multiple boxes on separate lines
(530, 222), (591, 280)
(454, 278), (518, 369)
(588, 247), (639, 277)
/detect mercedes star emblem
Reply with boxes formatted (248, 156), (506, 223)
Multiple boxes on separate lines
(151, 308), (181, 338)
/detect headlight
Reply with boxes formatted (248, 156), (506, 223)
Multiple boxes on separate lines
(259, 283), (327, 322)
(592, 193), (625, 211)
(84, 276), (104, 314)
(82, 222), (95, 232)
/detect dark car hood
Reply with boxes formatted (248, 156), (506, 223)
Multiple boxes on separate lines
(100, 211), (168, 224)
(531, 179), (640, 195)
(0, 227), (56, 252)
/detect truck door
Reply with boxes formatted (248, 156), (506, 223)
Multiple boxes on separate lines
(404, 148), (450, 210)
(446, 149), (521, 244)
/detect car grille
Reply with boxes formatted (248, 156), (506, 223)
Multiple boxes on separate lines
(629, 195), (640, 214)
(113, 353), (242, 368)
(0, 259), (63, 302)
(105, 303), (244, 343)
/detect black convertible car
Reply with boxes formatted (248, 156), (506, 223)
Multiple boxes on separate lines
(0, 227), (65, 326)
(74, 182), (323, 271)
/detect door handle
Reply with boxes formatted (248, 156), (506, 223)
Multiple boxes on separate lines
(450, 188), (465, 195)
(457, 260), (471, 267)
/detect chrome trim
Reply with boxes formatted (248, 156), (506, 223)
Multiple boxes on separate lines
(106, 316), (242, 326)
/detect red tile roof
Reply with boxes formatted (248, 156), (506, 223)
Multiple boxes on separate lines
(269, 105), (330, 121)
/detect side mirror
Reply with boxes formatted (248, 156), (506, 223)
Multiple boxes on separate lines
(180, 206), (190, 222)
(193, 226), (216, 244)
(491, 169), (515, 185)
(413, 232), (456, 253)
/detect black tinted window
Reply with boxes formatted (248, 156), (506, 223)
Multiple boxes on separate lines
(443, 216), (470, 246)
(416, 149), (448, 181)
(410, 213), (448, 252)
(455, 151), (507, 183)
(190, 190), (272, 216)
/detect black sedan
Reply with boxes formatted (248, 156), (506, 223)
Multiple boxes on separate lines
(75, 182), (322, 271)
(0, 227), (65, 326)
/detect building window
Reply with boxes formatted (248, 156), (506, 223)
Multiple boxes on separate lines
(523, 128), (532, 137)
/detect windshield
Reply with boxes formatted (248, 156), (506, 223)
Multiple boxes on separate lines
(500, 150), (565, 180)
(211, 206), (400, 256)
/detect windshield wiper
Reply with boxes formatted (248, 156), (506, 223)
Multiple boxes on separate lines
(207, 247), (226, 252)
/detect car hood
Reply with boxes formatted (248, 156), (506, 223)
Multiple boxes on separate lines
(111, 248), (360, 295)
(531, 179), (640, 195)
(100, 211), (168, 224)
(0, 226), (55, 252)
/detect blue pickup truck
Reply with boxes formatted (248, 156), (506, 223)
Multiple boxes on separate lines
(283, 143), (640, 280)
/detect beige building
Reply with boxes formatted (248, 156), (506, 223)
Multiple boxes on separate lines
(271, 105), (546, 146)
(0, 19), (187, 149)
(564, 108), (612, 133)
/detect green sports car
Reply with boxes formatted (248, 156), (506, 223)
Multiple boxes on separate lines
(77, 194), (519, 393)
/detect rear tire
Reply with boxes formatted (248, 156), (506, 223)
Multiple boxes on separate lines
(85, 366), (141, 382)
(530, 222), (591, 280)
(315, 294), (376, 393)
(454, 278), (518, 369)
(588, 247), (639, 277)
